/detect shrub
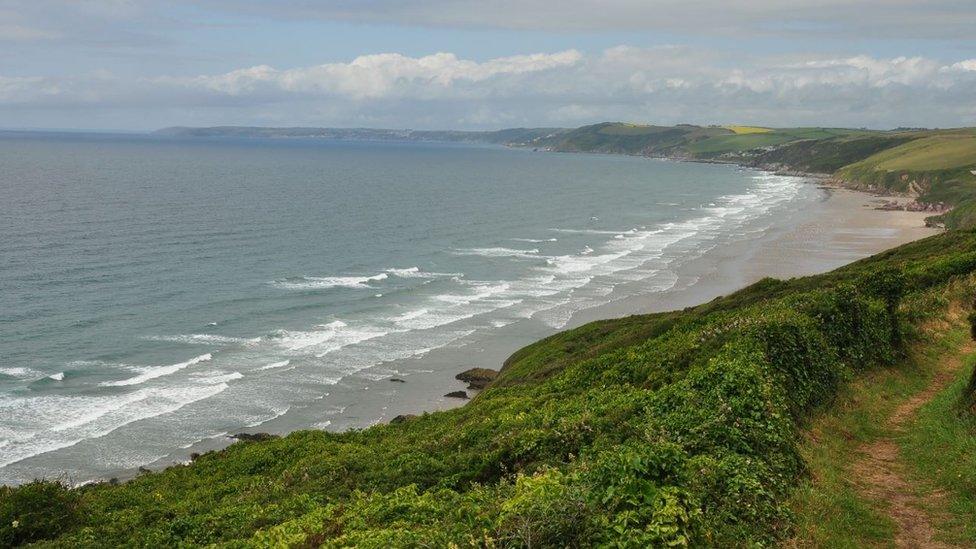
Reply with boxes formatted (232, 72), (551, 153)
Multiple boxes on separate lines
(0, 480), (82, 547)
(963, 363), (976, 415)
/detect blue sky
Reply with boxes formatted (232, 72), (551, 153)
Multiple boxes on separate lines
(2, 1), (975, 130)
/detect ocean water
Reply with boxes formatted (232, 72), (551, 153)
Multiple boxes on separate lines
(0, 132), (817, 484)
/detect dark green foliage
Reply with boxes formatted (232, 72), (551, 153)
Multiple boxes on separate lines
(935, 199), (976, 230)
(0, 481), (81, 547)
(964, 314), (976, 414)
(964, 365), (976, 416)
(548, 123), (728, 156)
(8, 230), (976, 547)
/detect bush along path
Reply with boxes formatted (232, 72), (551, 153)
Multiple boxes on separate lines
(787, 276), (976, 548)
(850, 329), (974, 549)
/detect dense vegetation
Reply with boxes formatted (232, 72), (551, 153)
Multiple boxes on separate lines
(5, 223), (976, 546)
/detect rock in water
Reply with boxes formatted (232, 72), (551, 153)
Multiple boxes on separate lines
(444, 390), (468, 399)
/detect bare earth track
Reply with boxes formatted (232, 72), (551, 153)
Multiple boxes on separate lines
(850, 336), (975, 548)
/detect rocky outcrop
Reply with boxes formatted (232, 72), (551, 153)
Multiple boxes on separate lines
(455, 368), (498, 390)
(874, 200), (950, 213)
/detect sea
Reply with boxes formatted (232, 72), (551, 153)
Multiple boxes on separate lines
(0, 131), (820, 484)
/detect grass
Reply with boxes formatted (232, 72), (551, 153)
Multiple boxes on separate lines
(595, 123), (682, 136)
(788, 278), (976, 547)
(855, 134), (976, 172)
(775, 128), (877, 140)
(787, 327), (957, 547)
(901, 354), (976, 545)
(880, 136), (976, 171)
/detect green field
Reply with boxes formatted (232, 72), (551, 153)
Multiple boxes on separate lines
(545, 123), (883, 159)
(847, 133), (976, 171)
(593, 123), (686, 136)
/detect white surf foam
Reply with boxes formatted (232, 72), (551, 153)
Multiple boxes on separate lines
(147, 334), (260, 346)
(257, 360), (291, 371)
(271, 322), (390, 357)
(453, 247), (542, 259)
(385, 267), (459, 278)
(101, 353), (212, 387)
(0, 378), (233, 469)
(272, 273), (388, 290)
(0, 367), (42, 380)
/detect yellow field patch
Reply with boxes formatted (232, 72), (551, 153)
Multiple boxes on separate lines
(724, 125), (773, 135)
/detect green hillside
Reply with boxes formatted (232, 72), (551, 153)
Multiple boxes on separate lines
(6, 226), (976, 546)
(833, 131), (976, 209)
(541, 123), (877, 159)
(686, 127), (875, 157)
(539, 123), (728, 155)
(860, 133), (976, 171)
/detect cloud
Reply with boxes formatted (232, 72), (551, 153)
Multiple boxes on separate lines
(1, 48), (974, 129)
(182, 50), (583, 99)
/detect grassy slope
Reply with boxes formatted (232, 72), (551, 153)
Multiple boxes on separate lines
(865, 134), (976, 171)
(835, 130), (976, 198)
(787, 288), (976, 546)
(901, 353), (976, 544)
(688, 128), (876, 157)
(546, 123), (878, 158)
(6, 228), (976, 546)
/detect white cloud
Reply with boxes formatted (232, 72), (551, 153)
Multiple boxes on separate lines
(1, 48), (975, 129)
(948, 60), (976, 72)
(184, 50), (584, 99)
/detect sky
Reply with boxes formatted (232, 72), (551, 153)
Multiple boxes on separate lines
(1, 0), (975, 131)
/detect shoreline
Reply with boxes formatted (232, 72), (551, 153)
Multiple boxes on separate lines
(0, 157), (939, 488)
(83, 173), (938, 487)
